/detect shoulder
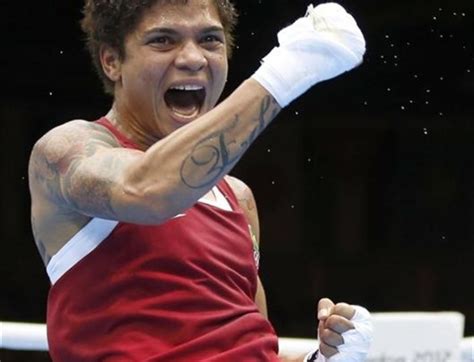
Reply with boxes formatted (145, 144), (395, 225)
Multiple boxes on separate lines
(31, 119), (118, 160)
(28, 119), (120, 199)
(224, 175), (260, 235)
(35, 119), (105, 142)
(30, 119), (119, 173)
(224, 175), (257, 211)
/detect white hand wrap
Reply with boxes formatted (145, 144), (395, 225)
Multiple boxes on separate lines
(305, 305), (373, 362)
(252, 3), (366, 108)
(330, 305), (373, 361)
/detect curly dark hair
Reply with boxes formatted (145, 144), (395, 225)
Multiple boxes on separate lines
(81, 0), (238, 95)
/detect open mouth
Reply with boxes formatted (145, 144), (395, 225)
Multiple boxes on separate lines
(164, 85), (206, 120)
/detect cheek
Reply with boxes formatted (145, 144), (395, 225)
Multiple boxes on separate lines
(123, 57), (166, 92)
(137, 69), (160, 92)
(210, 55), (229, 95)
(137, 63), (165, 90)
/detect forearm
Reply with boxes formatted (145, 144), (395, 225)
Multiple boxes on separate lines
(122, 79), (281, 222)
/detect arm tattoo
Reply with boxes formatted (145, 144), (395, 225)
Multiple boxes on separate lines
(240, 95), (279, 150)
(180, 116), (240, 189)
(59, 149), (118, 216)
(180, 96), (278, 189)
(238, 195), (256, 212)
(34, 123), (126, 216)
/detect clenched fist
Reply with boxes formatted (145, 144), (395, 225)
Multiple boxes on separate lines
(312, 298), (373, 362)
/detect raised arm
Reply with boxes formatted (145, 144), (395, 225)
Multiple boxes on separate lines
(31, 2), (365, 226)
(29, 80), (279, 225)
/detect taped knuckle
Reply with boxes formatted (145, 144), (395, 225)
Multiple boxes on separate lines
(334, 306), (373, 360)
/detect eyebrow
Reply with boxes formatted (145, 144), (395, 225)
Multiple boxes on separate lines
(143, 26), (225, 37)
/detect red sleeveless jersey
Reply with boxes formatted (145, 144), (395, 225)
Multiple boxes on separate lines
(46, 117), (279, 361)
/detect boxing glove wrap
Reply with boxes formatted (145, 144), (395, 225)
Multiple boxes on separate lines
(252, 3), (366, 107)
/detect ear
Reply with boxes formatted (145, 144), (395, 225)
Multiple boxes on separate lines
(99, 45), (122, 82)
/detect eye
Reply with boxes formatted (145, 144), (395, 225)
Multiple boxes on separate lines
(200, 34), (225, 51)
(147, 36), (175, 49)
(201, 34), (223, 44)
(148, 36), (169, 44)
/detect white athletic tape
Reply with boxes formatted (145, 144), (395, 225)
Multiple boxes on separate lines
(330, 305), (373, 361)
(252, 2), (365, 107)
(303, 305), (372, 361)
(306, 3), (365, 55)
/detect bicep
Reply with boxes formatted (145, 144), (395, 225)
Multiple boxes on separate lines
(57, 147), (142, 219)
(30, 122), (144, 221)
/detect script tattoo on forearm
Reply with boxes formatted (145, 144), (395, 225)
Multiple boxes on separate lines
(180, 96), (279, 189)
(239, 95), (279, 150)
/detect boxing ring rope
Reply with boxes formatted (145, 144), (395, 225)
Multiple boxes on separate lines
(1, 321), (48, 351)
(2, 316), (474, 361)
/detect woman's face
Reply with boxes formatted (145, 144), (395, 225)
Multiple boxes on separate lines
(114, 0), (229, 142)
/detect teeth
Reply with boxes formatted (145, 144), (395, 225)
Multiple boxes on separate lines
(170, 85), (204, 91)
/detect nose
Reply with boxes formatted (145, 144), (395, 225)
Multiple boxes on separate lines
(174, 41), (208, 72)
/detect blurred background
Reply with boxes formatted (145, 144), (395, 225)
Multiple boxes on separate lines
(2, 0), (473, 360)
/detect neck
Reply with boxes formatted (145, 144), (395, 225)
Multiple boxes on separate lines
(106, 104), (160, 151)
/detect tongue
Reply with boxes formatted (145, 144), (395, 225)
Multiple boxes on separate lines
(165, 90), (200, 117)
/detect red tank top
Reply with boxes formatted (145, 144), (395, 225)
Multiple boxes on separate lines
(46, 117), (279, 361)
